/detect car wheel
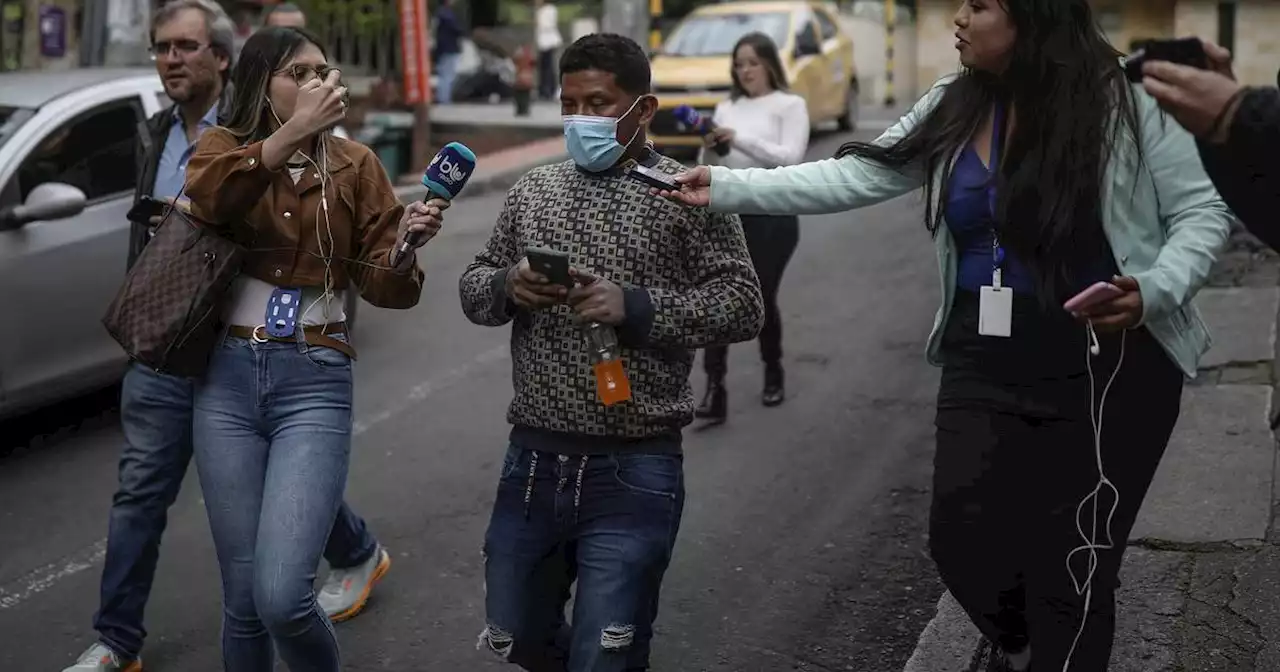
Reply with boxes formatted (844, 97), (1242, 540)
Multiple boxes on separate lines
(837, 79), (860, 132)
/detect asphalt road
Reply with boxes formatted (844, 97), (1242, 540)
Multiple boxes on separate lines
(0, 129), (948, 671)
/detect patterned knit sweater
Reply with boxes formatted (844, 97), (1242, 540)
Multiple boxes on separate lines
(459, 151), (764, 452)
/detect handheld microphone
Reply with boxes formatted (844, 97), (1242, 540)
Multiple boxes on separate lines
(391, 141), (477, 267)
(673, 105), (729, 157)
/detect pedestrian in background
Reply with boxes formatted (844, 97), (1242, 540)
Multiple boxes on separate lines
(1141, 38), (1280, 250)
(260, 2), (352, 140)
(433, 0), (465, 104)
(535, 0), (563, 100)
(659, 0), (1232, 669)
(262, 1), (306, 29)
(180, 25), (444, 671)
(461, 33), (762, 672)
(694, 31), (808, 423)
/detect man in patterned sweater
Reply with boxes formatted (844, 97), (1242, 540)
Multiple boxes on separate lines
(460, 33), (764, 672)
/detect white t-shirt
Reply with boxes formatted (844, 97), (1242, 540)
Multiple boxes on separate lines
(536, 4), (563, 52)
(700, 90), (810, 170)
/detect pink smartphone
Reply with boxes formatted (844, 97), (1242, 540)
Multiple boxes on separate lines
(1064, 281), (1124, 313)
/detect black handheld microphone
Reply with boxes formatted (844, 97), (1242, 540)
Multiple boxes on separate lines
(391, 141), (477, 267)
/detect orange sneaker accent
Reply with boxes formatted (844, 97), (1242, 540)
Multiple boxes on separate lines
(122, 661), (143, 672)
(329, 551), (391, 623)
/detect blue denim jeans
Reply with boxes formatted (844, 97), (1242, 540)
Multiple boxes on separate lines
(192, 335), (355, 672)
(93, 362), (376, 660)
(480, 445), (685, 672)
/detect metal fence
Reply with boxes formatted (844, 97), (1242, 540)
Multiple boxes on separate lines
(292, 0), (403, 77)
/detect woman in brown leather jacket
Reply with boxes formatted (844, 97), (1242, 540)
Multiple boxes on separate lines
(182, 26), (446, 672)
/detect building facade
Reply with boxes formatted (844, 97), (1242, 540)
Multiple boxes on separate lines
(0, 0), (160, 71)
(914, 0), (1280, 97)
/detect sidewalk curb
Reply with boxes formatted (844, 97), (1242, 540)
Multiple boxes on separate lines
(902, 591), (984, 672)
(392, 151), (568, 203)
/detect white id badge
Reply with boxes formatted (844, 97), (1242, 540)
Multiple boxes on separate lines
(978, 285), (1013, 337)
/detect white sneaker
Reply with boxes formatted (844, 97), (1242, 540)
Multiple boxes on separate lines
(62, 643), (142, 672)
(318, 545), (391, 623)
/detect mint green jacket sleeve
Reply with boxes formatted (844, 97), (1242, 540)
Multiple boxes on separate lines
(1127, 93), (1234, 324)
(706, 76), (955, 215)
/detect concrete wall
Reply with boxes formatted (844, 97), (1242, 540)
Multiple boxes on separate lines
(841, 12), (917, 105)
(1235, 1), (1280, 87)
(914, 0), (959, 96)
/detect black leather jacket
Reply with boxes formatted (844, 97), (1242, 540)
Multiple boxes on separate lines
(1197, 87), (1280, 251)
(127, 87), (233, 269)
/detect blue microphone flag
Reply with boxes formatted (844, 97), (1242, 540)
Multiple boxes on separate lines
(421, 141), (477, 201)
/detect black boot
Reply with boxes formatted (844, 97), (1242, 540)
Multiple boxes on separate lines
(695, 377), (727, 424)
(762, 362), (785, 407)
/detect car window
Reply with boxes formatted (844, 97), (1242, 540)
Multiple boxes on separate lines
(815, 10), (839, 42)
(12, 99), (142, 203)
(662, 12), (792, 57)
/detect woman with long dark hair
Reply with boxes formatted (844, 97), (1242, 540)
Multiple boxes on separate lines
(694, 31), (809, 422)
(658, 1), (1232, 670)
(181, 26), (445, 671)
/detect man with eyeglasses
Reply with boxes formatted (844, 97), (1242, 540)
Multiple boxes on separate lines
(62, 2), (389, 671)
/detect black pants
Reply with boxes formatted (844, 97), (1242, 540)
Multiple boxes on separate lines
(930, 291), (1183, 671)
(704, 214), (799, 378)
(538, 49), (558, 100)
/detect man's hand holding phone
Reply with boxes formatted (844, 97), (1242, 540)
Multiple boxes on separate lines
(1067, 276), (1144, 332)
(505, 257), (569, 310)
(1141, 38), (1247, 141)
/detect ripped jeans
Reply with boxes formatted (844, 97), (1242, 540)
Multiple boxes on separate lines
(480, 444), (685, 672)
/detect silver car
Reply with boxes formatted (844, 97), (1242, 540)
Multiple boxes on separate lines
(0, 68), (358, 420)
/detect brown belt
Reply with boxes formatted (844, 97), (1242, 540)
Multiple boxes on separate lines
(226, 322), (356, 360)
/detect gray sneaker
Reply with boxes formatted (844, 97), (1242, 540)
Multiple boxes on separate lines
(317, 545), (391, 623)
(62, 643), (141, 672)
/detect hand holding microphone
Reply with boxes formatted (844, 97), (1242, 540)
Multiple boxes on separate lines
(390, 141), (477, 269)
(674, 105), (730, 157)
(393, 199), (448, 271)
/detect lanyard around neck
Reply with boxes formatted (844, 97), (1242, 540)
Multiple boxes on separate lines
(988, 102), (1006, 270)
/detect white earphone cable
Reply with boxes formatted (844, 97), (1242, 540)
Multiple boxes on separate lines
(1060, 322), (1126, 671)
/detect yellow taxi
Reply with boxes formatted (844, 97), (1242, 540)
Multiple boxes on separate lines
(648, 0), (859, 158)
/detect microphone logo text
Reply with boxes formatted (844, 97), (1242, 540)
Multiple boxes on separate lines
(438, 156), (470, 186)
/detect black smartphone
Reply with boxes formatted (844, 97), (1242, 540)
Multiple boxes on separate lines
(526, 245), (574, 287)
(628, 164), (679, 191)
(1125, 37), (1208, 82)
(126, 196), (168, 224)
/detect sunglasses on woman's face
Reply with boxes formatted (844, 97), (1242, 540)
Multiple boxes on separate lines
(278, 63), (339, 85)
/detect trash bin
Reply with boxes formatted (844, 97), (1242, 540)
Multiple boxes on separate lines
(357, 111), (417, 177)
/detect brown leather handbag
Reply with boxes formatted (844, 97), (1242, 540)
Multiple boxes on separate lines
(103, 205), (245, 379)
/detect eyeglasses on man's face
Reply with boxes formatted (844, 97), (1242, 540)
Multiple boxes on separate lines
(149, 39), (207, 60)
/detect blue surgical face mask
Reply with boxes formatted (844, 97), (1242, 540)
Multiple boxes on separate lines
(563, 95), (648, 172)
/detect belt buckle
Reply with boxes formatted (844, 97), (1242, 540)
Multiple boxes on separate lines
(251, 324), (269, 343)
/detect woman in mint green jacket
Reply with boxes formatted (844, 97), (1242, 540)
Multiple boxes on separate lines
(661, 1), (1231, 671)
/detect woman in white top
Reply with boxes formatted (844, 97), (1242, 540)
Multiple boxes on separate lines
(535, 0), (563, 100)
(695, 31), (810, 424)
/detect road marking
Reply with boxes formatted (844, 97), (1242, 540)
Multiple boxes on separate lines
(352, 344), (509, 436)
(0, 540), (107, 611)
(0, 344), (511, 611)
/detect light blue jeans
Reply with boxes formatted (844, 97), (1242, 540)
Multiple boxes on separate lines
(193, 332), (354, 672)
(435, 52), (461, 104)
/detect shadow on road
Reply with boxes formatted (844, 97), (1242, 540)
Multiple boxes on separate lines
(0, 385), (120, 459)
